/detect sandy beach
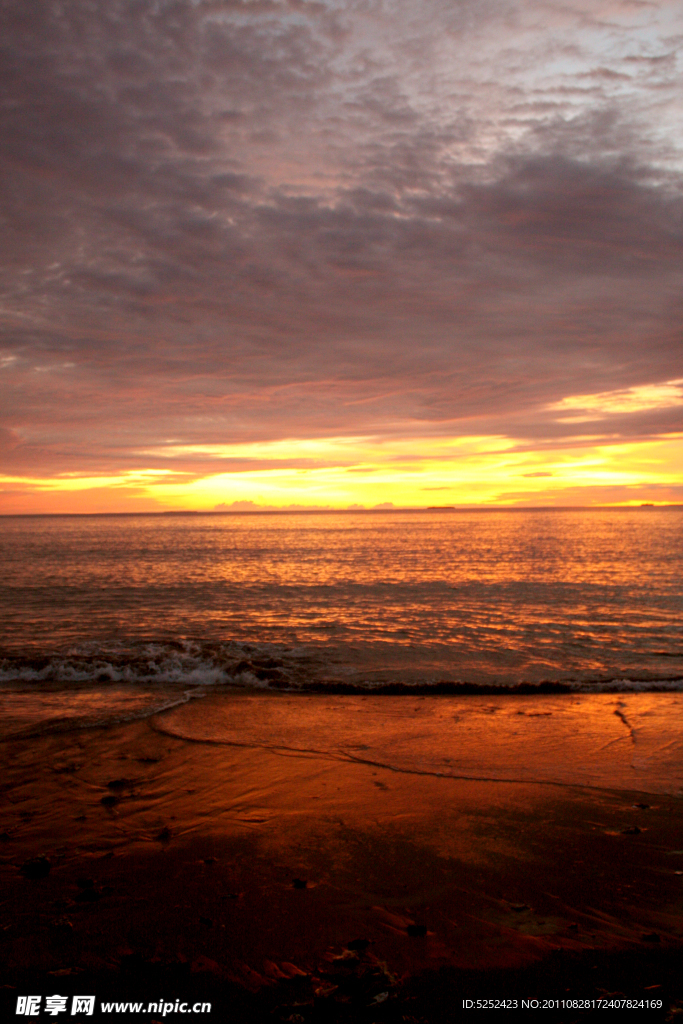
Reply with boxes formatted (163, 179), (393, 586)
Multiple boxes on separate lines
(2, 692), (682, 1021)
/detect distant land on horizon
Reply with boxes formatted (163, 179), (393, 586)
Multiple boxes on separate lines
(2, 503), (681, 518)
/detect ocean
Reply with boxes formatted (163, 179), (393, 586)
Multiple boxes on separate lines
(3, 508), (683, 1011)
(1, 508), (682, 742)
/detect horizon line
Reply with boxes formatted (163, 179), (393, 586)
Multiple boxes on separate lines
(1, 504), (681, 518)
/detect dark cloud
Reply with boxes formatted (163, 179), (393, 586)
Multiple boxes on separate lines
(1, 0), (682, 482)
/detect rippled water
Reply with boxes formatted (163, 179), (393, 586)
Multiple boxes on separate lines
(1, 509), (682, 734)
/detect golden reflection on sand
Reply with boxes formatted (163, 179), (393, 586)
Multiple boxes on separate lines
(157, 691), (683, 796)
(2, 694), (683, 991)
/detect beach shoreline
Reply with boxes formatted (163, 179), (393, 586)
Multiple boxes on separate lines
(2, 693), (683, 1020)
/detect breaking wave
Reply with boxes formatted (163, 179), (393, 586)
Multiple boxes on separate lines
(2, 638), (682, 695)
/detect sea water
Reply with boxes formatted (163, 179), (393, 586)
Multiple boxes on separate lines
(1, 508), (682, 741)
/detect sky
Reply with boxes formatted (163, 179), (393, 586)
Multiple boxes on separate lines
(1, 0), (682, 513)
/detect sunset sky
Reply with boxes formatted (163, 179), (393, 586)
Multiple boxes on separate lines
(1, 0), (682, 513)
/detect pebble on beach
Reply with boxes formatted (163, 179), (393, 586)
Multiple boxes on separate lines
(20, 856), (51, 879)
(406, 924), (427, 937)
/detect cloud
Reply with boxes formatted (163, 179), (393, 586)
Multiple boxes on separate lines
(1, 0), (682, 498)
(214, 499), (331, 511)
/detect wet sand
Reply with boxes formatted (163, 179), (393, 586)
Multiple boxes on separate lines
(2, 692), (683, 1021)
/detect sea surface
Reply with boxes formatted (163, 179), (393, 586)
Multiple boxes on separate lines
(1, 508), (682, 740)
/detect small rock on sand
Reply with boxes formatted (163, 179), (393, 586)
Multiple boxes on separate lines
(20, 856), (50, 879)
(75, 887), (102, 902)
(347, 938), (371, 951)
(406, 924), (427, 937)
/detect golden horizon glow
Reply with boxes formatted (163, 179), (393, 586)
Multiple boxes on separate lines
(2, 430), (682, 514)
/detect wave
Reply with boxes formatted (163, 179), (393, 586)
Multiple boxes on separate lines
(0, 639), (304, 692)
(0, 690), (194, 742)
(1, 638), (683, 695)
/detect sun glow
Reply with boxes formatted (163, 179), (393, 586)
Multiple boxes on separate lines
(2, 432), (681, 514)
